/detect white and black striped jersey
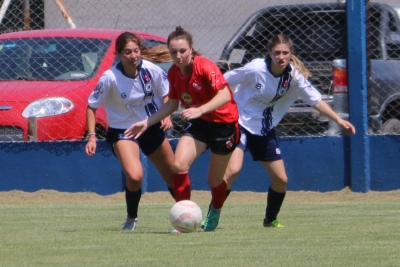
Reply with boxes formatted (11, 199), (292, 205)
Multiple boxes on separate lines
(224, 57), (322, 136)
(88, 59), (168, 129)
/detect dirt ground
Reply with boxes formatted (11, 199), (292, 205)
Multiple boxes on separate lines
(0, 187), (399, 204)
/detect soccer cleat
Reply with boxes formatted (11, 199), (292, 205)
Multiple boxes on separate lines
(122, 217), (138, 231)
(170, 228), (182, 235)
(203, 207), (221, 231)
(263, 218), (284, 228)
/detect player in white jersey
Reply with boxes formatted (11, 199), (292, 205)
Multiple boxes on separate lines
(85, 32), (175, 231)
(204, 34), (356, 229)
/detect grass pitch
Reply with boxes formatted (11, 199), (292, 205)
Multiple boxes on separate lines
(1, 192), (400, 267)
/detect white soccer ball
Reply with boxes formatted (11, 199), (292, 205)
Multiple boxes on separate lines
(169, 200), (203, 233)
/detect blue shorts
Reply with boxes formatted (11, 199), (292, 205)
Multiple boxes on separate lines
(237, 126), (282, 162)
(183, 118), (239, 155)
(106, 122), (166, 156)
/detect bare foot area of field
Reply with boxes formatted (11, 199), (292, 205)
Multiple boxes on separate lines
(0, 187), (399, 204)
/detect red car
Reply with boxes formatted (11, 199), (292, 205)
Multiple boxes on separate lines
(0, 29), (170, 141)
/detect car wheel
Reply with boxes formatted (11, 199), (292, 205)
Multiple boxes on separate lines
(381, 118), (400, 134)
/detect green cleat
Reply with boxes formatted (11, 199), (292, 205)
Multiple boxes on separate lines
(263, 219), (284, 228)
(203, 207), (221, 231)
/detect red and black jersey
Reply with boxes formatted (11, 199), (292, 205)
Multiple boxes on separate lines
(168, 56), (238, 123)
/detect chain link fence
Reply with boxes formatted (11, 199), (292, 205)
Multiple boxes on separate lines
(0, 0), (399, 142)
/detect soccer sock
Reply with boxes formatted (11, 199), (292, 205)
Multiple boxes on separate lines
(173, 171), (191, 202)
(167, 186), (175, 199)
(265, 186), (286, 223)
(210, 180), (227, 210)
(125, 186), (142, 219)
(207, 189), (231, 216)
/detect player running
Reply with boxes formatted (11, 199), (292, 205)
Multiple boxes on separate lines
(204, 33), (356, 228)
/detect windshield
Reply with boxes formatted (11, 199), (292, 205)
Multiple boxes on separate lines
(0, 37), (111, 81)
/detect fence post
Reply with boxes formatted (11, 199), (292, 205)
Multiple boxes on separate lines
(28, 117), (37, 141)
(347, 0), (371, 192)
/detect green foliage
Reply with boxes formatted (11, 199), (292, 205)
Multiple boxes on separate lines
(1, 200), (400, 266)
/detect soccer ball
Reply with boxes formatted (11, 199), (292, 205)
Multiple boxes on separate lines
(169, 200), (203, 233)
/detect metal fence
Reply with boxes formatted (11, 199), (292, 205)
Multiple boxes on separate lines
(0, 0), (399, 142)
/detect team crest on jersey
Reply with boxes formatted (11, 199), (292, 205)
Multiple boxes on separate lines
(255, 83), (262, 90)
(181, 92), (193, 104)
(121, 92), (127, 99)
(278, 87), (287, 96)
(145, 83), (152, 93)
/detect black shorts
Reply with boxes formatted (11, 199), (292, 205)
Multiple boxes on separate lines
(237, 126), (282, 162)
(106, 122), (166, 156)
(183, 119), (239, 155)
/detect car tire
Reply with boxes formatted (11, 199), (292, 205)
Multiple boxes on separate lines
(381, 118), (400, 134)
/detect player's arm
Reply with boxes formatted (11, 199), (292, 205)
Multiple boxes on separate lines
(85, 106), (97, 156)
(160, 95), (173, 130)
(314, 100), (356, 134)
(124, 98), (179, 138)
(180, 85), (231, 121)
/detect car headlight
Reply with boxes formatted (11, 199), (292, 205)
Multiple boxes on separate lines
(22, 97), (74, 118)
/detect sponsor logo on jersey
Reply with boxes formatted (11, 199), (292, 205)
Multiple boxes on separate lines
(255, 83), (262, 90)
(276, 148), (281, 155)
(181, 92), (193, 104)
(121, 92), (127, 99)
(193, 82), (201, 90)
(93, 82), (104, 99)
(144, 74), (150, 82)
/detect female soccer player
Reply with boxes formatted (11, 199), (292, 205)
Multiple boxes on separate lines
(205, 33), (356, 228)
(124, 26), (240, 232)
(85, 32), (175, 231)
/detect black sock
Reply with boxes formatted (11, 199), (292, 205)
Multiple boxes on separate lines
(125, 186), (142, 219)
(265, 187), (286, 223)
(167, 186), (175, 199)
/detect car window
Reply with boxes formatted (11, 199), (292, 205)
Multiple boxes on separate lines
(0, 37), (111, 81)
(228, 9), (347, 65)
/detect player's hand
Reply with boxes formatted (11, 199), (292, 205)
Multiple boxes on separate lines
(85, 140), (97, 156)
(337, 118), (356, 134)
(124, 118), (149, 139)
(180, 107), (203, 121)
(160, 116), (173, 130)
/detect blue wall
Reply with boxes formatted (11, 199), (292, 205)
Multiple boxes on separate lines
(1, 135), (399, 195)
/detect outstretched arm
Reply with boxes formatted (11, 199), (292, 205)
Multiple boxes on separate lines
(314, 100), (356, 134)
(124, 99), (179, 138)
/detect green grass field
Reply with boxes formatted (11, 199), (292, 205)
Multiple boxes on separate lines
(1, 192), (400, 267)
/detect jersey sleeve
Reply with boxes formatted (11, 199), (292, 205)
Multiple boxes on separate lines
(224, 64), (254, 91)
(88, 71), (111, 109)
(151, 66), (169, 98)
(199, 58), (228, 91)
(294, 70), (322, 106)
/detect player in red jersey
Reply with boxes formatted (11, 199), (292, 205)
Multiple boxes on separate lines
(125, 26), (239, 232)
